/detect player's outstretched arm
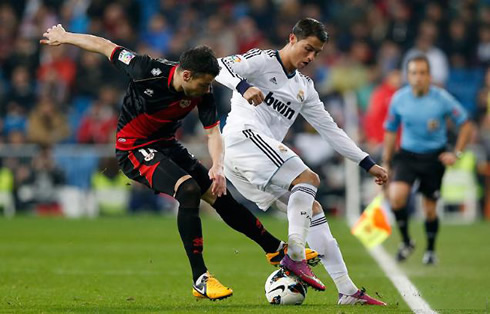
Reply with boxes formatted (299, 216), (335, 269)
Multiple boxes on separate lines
(205, 125), (226, 197)
(40, 24), (117, 59)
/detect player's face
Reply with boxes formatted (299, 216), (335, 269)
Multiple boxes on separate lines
(290, 35), (324, 70)
(407, 60), (431, 95)
(182, 72), (215, 97)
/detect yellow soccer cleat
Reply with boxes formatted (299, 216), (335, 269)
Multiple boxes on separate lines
(192, 272), (233, 301)
(266, 243), (321, 267)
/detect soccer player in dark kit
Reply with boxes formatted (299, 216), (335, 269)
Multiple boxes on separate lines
(41, 24), (319, 300)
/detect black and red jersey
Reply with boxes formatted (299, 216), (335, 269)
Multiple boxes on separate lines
(110, 46), (219, 150)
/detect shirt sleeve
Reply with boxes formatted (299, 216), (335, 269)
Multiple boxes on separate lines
(384, 92), (401, 132)
(300, 83), (370, 165)
(197, 90), (219, 129)
(110, 46), (152, 80)
(215, 49), (263, 96)
(440, 89), (468, 126)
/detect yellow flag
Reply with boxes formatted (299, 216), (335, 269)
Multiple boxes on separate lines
(351, 194), (392, 249)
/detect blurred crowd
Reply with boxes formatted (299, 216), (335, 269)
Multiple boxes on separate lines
(0, 0), (488, 216)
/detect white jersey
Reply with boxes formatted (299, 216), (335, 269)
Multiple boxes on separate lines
(216, 48), (368, 164)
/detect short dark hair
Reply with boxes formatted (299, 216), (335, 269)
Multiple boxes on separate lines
(407, 55), (431, 73)
(292, 18), (329, 43)
(179, 45), (220, 77)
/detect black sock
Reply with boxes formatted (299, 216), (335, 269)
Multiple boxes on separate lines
(213, 192), (281, 253)
(393, 207), (411, 245)
(175, 180), (207, 283)
(425, 217), (439, 252)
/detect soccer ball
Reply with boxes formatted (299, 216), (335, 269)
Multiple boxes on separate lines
(264, 268), (307, 305)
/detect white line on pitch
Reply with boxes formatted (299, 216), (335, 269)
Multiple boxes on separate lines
(346, 217), (437, 313)
(367, 245), (437, 313)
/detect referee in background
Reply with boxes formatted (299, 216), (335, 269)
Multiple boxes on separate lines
(383, 55), (473, 265)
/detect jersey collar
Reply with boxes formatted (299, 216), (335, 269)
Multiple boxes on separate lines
(275, 50), (296, 79)
(168, 65), (177, 90)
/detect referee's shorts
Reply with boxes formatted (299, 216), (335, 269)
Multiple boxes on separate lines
(392, 148), (446, 200)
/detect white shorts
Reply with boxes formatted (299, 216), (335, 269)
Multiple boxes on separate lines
(224, 129), (308, 211)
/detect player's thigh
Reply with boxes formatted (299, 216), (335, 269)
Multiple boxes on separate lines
(391, 151), (417, 186)
(116, 147), (189, 196)
(418, 158), (445, 201)
(224, 159), (282, 211)
(390, 152), (416, 206)
(388, 182), (412, 208)
(228, 129), (307, 191)
(166, 142), (212, 195)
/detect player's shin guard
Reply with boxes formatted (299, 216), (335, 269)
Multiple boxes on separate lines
(307, 212), (358, 295)
(425, 216), (439, 251)
(287, 184), (316, 261)
(212, 192), (281, 253)
(175, 179), (207, 282)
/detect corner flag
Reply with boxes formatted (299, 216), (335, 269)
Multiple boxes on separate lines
(351, 194), (391, 249)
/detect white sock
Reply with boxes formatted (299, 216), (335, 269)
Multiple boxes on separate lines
(287, 183), (316, 261)
(307, 212), (358, 295)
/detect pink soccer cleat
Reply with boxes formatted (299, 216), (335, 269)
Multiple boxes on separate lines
(280, 254), (326, 291)
(338, 288), (387, 305)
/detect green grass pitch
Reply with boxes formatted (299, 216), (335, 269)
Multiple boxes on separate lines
(0, 215), (488, 313)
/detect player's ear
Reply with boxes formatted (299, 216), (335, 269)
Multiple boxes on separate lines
(289, 34), (297, 45)
(182, 70), (192, 82)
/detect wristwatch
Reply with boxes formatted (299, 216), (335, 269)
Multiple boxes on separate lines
(455, 151), (463, 159)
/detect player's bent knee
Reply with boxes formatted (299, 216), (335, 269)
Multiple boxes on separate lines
(422, 198), (438, 220)
(425, 210), (437, 221)
(390, 198), (407, 210)
(312, 200), (323, 215)
(292, 169), (320, 187)
(174, 175), (193, 195)
(174, 177), (201, 208)
(306, 170), (320, 187)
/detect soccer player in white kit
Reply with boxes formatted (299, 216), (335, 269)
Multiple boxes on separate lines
(216, 18), (388, 304)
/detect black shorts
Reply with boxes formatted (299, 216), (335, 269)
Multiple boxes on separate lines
(116, 140), (212, 196)
(392, 149), (446, 200)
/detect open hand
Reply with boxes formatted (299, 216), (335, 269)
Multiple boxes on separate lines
(208, 164), (226, 197)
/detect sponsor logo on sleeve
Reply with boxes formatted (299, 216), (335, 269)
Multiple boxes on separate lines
(118, 49), (136, 65)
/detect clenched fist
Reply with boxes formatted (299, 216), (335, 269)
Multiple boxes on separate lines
(243, 86), (264, 106)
